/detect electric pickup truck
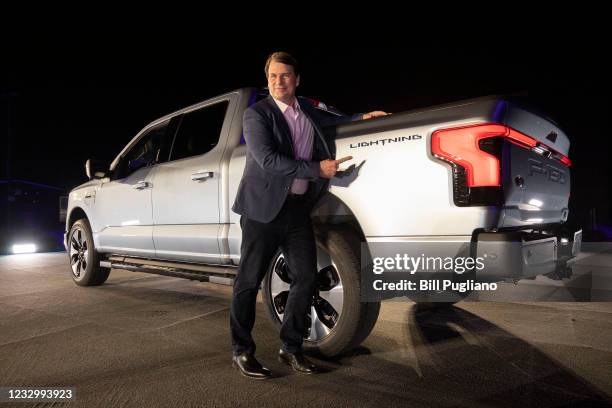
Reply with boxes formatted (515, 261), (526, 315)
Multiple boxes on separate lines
(64, 87), (581, 356)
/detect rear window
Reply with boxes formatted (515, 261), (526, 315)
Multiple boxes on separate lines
(169, 101), (228, 161)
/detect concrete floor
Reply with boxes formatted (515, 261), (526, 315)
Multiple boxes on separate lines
(0, 252), (611, 407)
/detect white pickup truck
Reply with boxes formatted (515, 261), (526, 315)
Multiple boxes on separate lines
(64, 87), (581, 356)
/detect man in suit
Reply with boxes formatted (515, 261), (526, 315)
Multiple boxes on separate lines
(230, 52), (388, 379)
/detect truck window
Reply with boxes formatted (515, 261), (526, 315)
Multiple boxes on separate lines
(114, 120), (171, 179)
(169, 101), (228, 161)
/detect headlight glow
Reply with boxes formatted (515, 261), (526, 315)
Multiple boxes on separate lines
(12, 244), (37, 254)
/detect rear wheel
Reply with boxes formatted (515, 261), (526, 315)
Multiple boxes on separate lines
(68, 219), (110, 286)
(262, 228), (380, 357)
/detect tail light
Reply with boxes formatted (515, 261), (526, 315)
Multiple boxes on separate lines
(304, 97), (329, 110)
(431, 123), (571, 206)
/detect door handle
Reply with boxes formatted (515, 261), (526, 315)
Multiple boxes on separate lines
(191, 171), (213, 181)
(132, 181), (149, 190)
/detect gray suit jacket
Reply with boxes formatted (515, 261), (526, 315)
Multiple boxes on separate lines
(231, 95), (361, 223)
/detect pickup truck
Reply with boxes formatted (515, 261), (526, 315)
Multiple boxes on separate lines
(64, 87), (581, 356)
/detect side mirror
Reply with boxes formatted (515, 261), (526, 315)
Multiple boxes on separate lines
(85, 159), (108, 180)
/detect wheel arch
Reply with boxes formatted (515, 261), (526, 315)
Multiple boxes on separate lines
(66, 207), (89, 246)
(311, 193), (371, 261)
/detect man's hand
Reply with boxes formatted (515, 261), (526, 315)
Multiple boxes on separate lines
(320, 156), (353, 179)
(362, 111), (390, 120)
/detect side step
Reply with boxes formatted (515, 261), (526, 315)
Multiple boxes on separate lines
(101, 256), (238, 286)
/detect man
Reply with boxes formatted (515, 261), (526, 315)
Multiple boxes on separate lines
(230, 52), (388, 379)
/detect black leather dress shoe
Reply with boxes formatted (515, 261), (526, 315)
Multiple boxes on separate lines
(278, 349), (318, 374)
(232, 353), (273, 379)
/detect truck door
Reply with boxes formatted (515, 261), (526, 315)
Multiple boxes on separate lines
(151, 98), (232, 264)
(94, 120), (172, 256)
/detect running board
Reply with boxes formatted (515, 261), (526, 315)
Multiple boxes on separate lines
(102, 256), (237, 286)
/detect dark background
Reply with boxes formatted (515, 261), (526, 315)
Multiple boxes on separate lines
(1, 38), (610, 242)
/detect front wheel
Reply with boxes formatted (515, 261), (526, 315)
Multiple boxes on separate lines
(262, 228), (380, 357)
(68, 219), (110, 286)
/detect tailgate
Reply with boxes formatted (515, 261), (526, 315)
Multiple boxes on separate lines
(497, 102), (571, 227)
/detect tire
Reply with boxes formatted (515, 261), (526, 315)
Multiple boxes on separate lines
(262, 227), (380, 357)
(67, 219), (110, 286)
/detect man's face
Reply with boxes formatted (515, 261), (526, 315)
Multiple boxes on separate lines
(267, 61), (300, 104)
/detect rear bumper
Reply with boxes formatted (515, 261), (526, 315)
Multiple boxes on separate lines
(474, 227), (582, 281)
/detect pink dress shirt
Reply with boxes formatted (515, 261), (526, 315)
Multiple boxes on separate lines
(273, 97), (315, 195)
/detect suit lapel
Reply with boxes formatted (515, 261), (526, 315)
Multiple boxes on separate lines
(298, 99), (332, 159)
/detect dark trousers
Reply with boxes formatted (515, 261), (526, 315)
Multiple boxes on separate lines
(230, 195), (317, 356)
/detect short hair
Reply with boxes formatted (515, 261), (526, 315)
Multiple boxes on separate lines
(264, 52), (300, 78)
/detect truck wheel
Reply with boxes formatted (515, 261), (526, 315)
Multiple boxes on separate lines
(262, 228), (380, 357)
(68, 219), (110, 286)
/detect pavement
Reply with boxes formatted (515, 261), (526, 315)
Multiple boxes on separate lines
(0, 252), (611, 407)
